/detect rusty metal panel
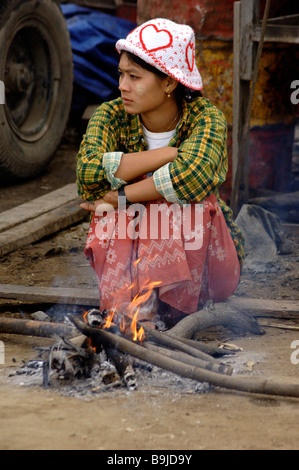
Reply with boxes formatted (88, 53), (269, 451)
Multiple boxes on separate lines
(137, 0), (298, 37)
(137, 0), (236, 39)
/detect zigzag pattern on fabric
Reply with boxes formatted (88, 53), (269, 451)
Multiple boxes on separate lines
(138, 239), (187, 270)
(100, 275), (132, 300)
(97, 263), (132, 296)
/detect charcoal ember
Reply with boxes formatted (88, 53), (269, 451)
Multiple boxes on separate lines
(101, 309), (128, 333)
(14, 360), (44, 376)
(100, 361), (121, 385)
(90, 356), (122, 391)
(50, 350), (85, 380)
(85, 309), (104, 327)
(46, 337), (95, 382)
(26, 360), (43, 370)
(122, 364), (137, 391)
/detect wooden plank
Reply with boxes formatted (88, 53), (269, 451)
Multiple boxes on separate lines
(0, 284), (298, 319)
(0, 284), (99, 306)
(259, 321), (299, 332)
(231, 0), (271, 216)
(265, 14), (299, 25)
(252, 24), (299, 44)
(0, 199), (87, 257)
(226, 297), (299, 317)
(232, 1), (253, 211)
(239, 0), (259, 81)
(0, 183), (79, 233)
(232, 1), (241, 185)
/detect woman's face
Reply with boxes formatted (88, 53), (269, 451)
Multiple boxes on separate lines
(118, 52), (169, 115)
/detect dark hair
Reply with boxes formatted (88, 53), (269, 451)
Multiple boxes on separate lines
(120, 51), (202, 104)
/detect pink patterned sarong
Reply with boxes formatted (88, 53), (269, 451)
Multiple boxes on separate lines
(84, 194), (240, 316)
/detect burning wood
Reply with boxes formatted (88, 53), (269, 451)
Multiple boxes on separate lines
(0, 312), (138, 391)
(70, 311), (299, 399)
(39, 330), (138, 391)
(18, 333), (138, 392)
(2, 302), (299, 399)
(82, 308), (233, 375)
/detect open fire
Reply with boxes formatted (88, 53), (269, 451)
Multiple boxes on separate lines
(7, 302), (234, 397)
(85, 255), (163, 344)
(3, 301), (299, 400)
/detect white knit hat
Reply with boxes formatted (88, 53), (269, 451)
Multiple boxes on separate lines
(116, 18), (203, 91)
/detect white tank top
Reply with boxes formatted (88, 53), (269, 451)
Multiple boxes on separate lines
(141, 125), (176, 150)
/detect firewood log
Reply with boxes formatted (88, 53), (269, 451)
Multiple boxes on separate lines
(166, 301), (264, 339)
(72, 316), (299, 399)
(143, 341), (233, 375)
(0, 316), (76, 338)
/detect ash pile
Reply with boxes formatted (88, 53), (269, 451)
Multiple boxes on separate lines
(6, 304), (299, 400)
(9, 309), (212, 398)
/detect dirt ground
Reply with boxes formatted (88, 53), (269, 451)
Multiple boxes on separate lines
(0, 138), (299, 451)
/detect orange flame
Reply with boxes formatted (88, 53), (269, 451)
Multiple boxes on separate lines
(104, 258), (161, 342)
(103, 308), (116, 330)
(84, 256), (162, 342)
(83, 310), (88, 322)
(88, 338), (97, 353)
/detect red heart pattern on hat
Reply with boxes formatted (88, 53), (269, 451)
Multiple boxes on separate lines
(186, 41), (194, 72)
(140, 24), (173, 53)
(116, 18), (203, 90)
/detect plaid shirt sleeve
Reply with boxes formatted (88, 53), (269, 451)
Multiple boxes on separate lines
(169, 100), (228, 203)
(76, 100), (126, 200)
(102, 152), (127, 190)
(153, 163), (182, 204)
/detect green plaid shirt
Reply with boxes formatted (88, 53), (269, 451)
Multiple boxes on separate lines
(76, 96), (245, 264)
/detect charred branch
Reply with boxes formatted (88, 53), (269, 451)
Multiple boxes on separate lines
(104, 347), (137, 390)
(84, 309), (233, 375)
(41, 336), (95, 387)
(0, 316), (76, 338)
(142, 322), (219, 362)
(166, 301), (265, 339)
(143, 341), (233, 375)
(85, 308), (228, 363)
(170, 336), (236, 357)
(72, 316), (299, 399)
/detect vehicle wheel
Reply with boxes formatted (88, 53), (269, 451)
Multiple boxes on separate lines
(0, 0), (73, 180)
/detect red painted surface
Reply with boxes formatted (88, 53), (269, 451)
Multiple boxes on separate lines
(138, 0), (235, 38)
(248, 124), (295, 193)
(116, 4), (137, 24)
(137, 0), (295, 39)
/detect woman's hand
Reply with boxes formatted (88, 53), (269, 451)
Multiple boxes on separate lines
(80, 190), (119, 213)
(80, 175), (164, 214)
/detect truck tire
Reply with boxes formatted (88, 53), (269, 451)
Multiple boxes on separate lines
(0, 0), (73, 180)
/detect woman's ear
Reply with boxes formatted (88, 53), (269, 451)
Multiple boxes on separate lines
(165, 77), (179, 95)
